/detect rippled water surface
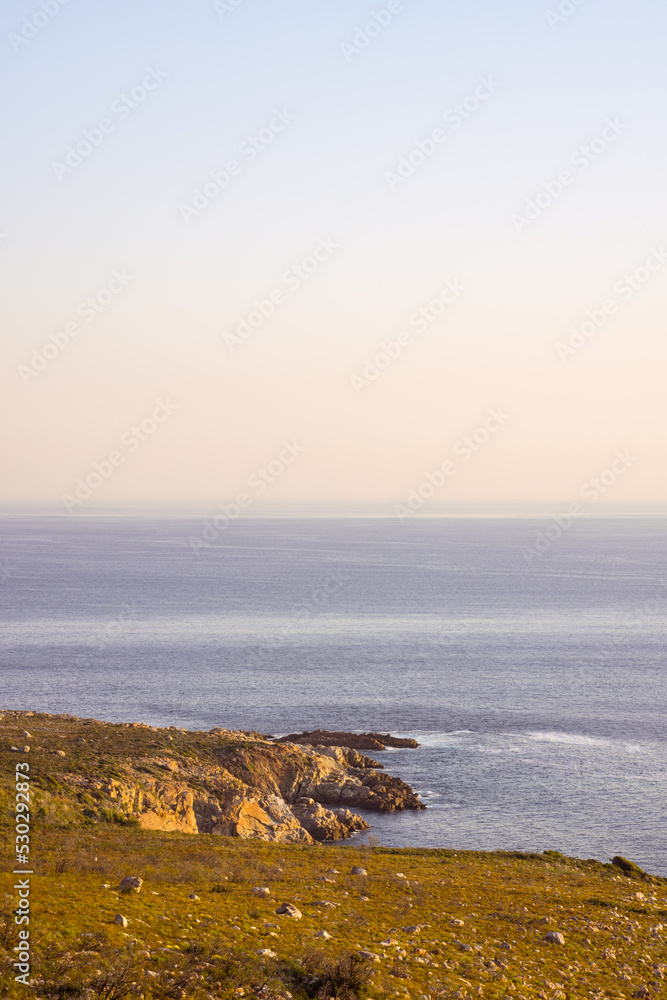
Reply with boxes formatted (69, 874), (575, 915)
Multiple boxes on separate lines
(1, 514), (665, 873)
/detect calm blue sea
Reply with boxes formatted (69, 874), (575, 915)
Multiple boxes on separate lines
(1, 510), (665, 874)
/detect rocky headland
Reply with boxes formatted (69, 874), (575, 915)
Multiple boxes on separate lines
(275, 730), (421, 751)
(2, 711), (666, 1000)
(0, 711), (423, 845)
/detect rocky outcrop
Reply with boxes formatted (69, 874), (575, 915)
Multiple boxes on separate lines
(290, 797), (369, 841)
(0, 710), (424, 844)
(206, 792), (313, 844)
(316, 745), (384, 769)
(275, 729), (420, 750)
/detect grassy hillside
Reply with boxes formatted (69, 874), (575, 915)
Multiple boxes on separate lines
(1, 711), (665, 999)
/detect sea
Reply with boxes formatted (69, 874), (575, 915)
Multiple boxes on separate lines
(1, 504), (665, 875)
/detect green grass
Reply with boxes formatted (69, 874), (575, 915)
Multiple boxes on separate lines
(2, 827), (666, 999)
(1, 711), (665, 998)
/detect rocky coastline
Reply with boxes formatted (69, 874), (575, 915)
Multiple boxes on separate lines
(0, 711), (423, 845)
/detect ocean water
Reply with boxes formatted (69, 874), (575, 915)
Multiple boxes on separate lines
(1, 511), (666, 874)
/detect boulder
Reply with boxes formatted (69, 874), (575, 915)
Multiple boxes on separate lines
(545, 932), (565, 945)
(119, 876), (143, 893)
(211, 793), (314, 844)
(276, 903), (302, 919)
(317, 746), (384, 770)
(252, 887), (271, 898)
(290, 797), (369, 841)
(351, 866), (368, 875)
(114, 915), (128, 927)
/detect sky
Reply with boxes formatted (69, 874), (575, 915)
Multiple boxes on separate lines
(2, 0), (667, 508)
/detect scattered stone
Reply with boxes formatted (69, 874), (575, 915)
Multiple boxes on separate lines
(20, 746), (30, 752)
(403, 925), (420, 934)
(55, 750), (66, 757)
(358, 950), (381, 962)
(545, 931), (565, 945)
(187, 893), (199, 900)
(351, 866), (368, 875)
(315, 930), (331, 939)
(114, 915), (128, 927)
(359, 895), (370, 901)
(499, 942), (512, 950)
(450, 918), (465, 926)
(119, 876), (143, 893)
(257, 949), (278, 959)
(395, 873), (407, 879)
(275, 903), (302, 919)
(252, 887), (271, 898)
(23, 731), (32, 737)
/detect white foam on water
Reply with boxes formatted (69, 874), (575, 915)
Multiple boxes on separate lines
(526, 731), (611, 748)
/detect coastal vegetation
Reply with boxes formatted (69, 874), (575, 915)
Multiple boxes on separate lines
(1, 711), (665, 999)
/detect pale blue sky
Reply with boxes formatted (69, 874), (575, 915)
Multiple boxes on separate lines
(2, 0), (666, 504)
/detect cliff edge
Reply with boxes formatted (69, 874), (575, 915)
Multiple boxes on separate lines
(0, 710), (424, 845)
